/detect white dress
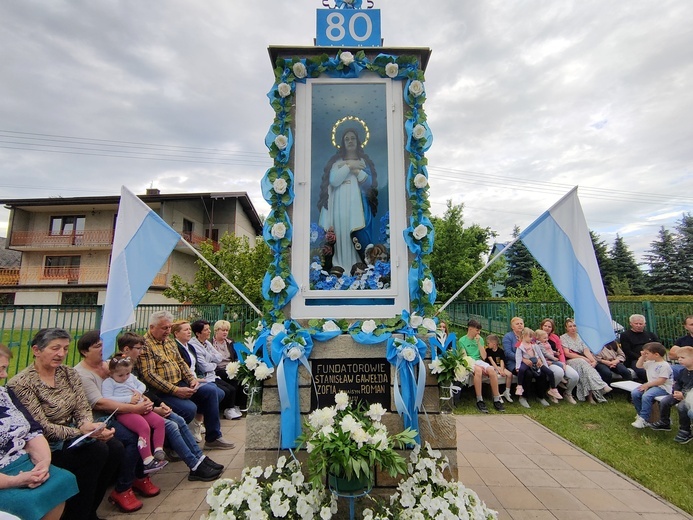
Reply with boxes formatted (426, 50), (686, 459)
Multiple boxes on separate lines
(318, 160), (368, 271)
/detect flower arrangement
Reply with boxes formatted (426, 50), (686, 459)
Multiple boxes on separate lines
(362, 442), (498, 520)
(428, 345), (474, 388)
(226, 346), (275, 388)
(203, 456), (336, 520)
(296, 392), (417, 488)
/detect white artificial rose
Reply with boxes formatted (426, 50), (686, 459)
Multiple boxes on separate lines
(274, 134), (288, 150)
(408, 80), (424, 97)
(277, 82), (291, 98)
(402, 347), (416, 362)
(412, 224), (428, 240)
(412, 124), (426, 140)
(410, 314), (423, 328)
(271, 222), (287, 239)
(361, 319), (377, 334)
(270, 322), (285, 336)
(270, 276), (286, 293)
(287, 346), (302, 361)
(292, 62), (307, 79)
(273, 177), (287, 195)
(322, 320), (340, 332)
(340, 51), (354, 66)
(385, 62), (399, 78)
(245, 354), (259, 370)
(413, 173), (428, 189)
(422, 317), (437, 332)
(421, 278), (433, 295)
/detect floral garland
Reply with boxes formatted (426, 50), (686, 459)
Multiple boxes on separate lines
(262, 50), (436, 323)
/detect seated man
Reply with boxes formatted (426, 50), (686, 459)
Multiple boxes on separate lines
(118, 332), (224, 481)
(136, 310), (234, 450)
(620, 314), (659, 382)
(671, 315), (693, 378)
(458, 319), (505, 413)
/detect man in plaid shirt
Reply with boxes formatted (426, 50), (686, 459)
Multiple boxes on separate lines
(136, 310), (235, 450)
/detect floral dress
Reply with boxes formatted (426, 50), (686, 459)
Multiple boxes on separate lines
(560, 334), (608, 401)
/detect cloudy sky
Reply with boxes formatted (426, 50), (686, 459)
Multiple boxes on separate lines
(1, 0), (692, 263)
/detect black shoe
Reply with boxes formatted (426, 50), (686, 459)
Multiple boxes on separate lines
(674, 430), (693, 444)
(202, 456), (224, 471)
(188, 463), (222, 481)
(492, 400), (505, 412)
(476, 400), (489, 414)
(649, 421), (671, 431)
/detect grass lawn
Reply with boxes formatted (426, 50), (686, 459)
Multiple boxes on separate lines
(453, 390), (693, 516)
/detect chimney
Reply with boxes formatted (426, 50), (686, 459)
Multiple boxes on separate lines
(146, 188), (160, 196)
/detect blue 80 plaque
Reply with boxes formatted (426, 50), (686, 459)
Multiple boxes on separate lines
(316, 9), (381, 47)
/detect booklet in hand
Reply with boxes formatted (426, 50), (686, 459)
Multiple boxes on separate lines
(68, 408), (118, 449)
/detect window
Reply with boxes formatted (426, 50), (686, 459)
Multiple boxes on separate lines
(44, 256), (80, 281)
(0, 293), (15, 305)
(50, 216), (85, 236)
(204, 228), (219, 242)
(182, 218), (194, 241)
(61, 292), (97, 305)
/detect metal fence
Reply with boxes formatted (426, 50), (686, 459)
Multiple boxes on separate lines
(446, 300), (693, 348)
(0, 303), (260, 381)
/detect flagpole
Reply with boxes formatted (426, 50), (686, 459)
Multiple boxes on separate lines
(436, 236), (521, 316)
(179, 238), (263, 316)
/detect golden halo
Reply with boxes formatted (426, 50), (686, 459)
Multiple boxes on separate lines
(331, 116), (370, 149)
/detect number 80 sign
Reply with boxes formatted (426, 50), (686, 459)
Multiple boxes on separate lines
(316, 9), (381, 47)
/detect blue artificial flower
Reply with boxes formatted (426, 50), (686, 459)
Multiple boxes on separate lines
(310, 223), (325, 245)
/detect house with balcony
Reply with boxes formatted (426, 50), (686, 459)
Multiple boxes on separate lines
(0, 189), (263, 306)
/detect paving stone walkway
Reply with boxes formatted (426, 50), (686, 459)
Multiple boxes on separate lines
(97, 414), (692, 519)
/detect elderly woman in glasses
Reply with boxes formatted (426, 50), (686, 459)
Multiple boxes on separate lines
(8, 328), (122, 520)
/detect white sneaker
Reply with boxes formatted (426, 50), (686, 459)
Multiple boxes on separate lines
(631, 416), (649, 429)
(538, 398), (550, 407)
(564, 394), (577, 405)
(223, 408), (242, 420)
(501, 389), (513, 403)
(189, 420), (203, 443)
(518, 397), (530, 409)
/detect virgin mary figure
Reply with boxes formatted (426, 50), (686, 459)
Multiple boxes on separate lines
(317, 127), (378, 272)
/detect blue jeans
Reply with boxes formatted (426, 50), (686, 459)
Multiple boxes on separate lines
(164, 412), (204, 469)
(157, 383), (221, 442)
(631, 386), (669, 420)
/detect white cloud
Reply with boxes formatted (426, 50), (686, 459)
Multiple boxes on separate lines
(0, 0), (691, 265)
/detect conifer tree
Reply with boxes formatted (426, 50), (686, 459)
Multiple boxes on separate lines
(608, 235), (646, 295)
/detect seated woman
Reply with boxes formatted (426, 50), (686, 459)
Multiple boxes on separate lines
(189, 320), (240, 420)
(7, 328), (123, 520)
(73, 330), (162, 512)
(595, 341), (632, 385)
(539, 318), (579, 404)
(0, 343), (78, 520)
(560, 319), (612, 403)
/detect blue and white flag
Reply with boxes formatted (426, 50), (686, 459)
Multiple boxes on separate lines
(520, 187), (615, 352)
(100, 187), (181, 357)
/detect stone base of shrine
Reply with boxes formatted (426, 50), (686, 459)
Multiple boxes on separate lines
(243, 333), (458, 493)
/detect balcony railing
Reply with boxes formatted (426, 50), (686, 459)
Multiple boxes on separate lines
(181, 232), (219, 251)
(13, 266), (169, 287)
(8, 229), (115, 248)
(0, 268), (20, 286)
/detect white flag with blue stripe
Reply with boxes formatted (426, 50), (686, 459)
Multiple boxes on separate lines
(520, 187), (614, 352)
(100, 186), (181, 357)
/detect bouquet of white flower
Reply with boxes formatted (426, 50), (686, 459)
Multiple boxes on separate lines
(226, 339), (275, 388)
(362, 442), (498, 520)
(203, 456), (336, 520)
(296, 392), (417, 488)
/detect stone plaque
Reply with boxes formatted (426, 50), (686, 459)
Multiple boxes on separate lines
(311, 358), (391, 410)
